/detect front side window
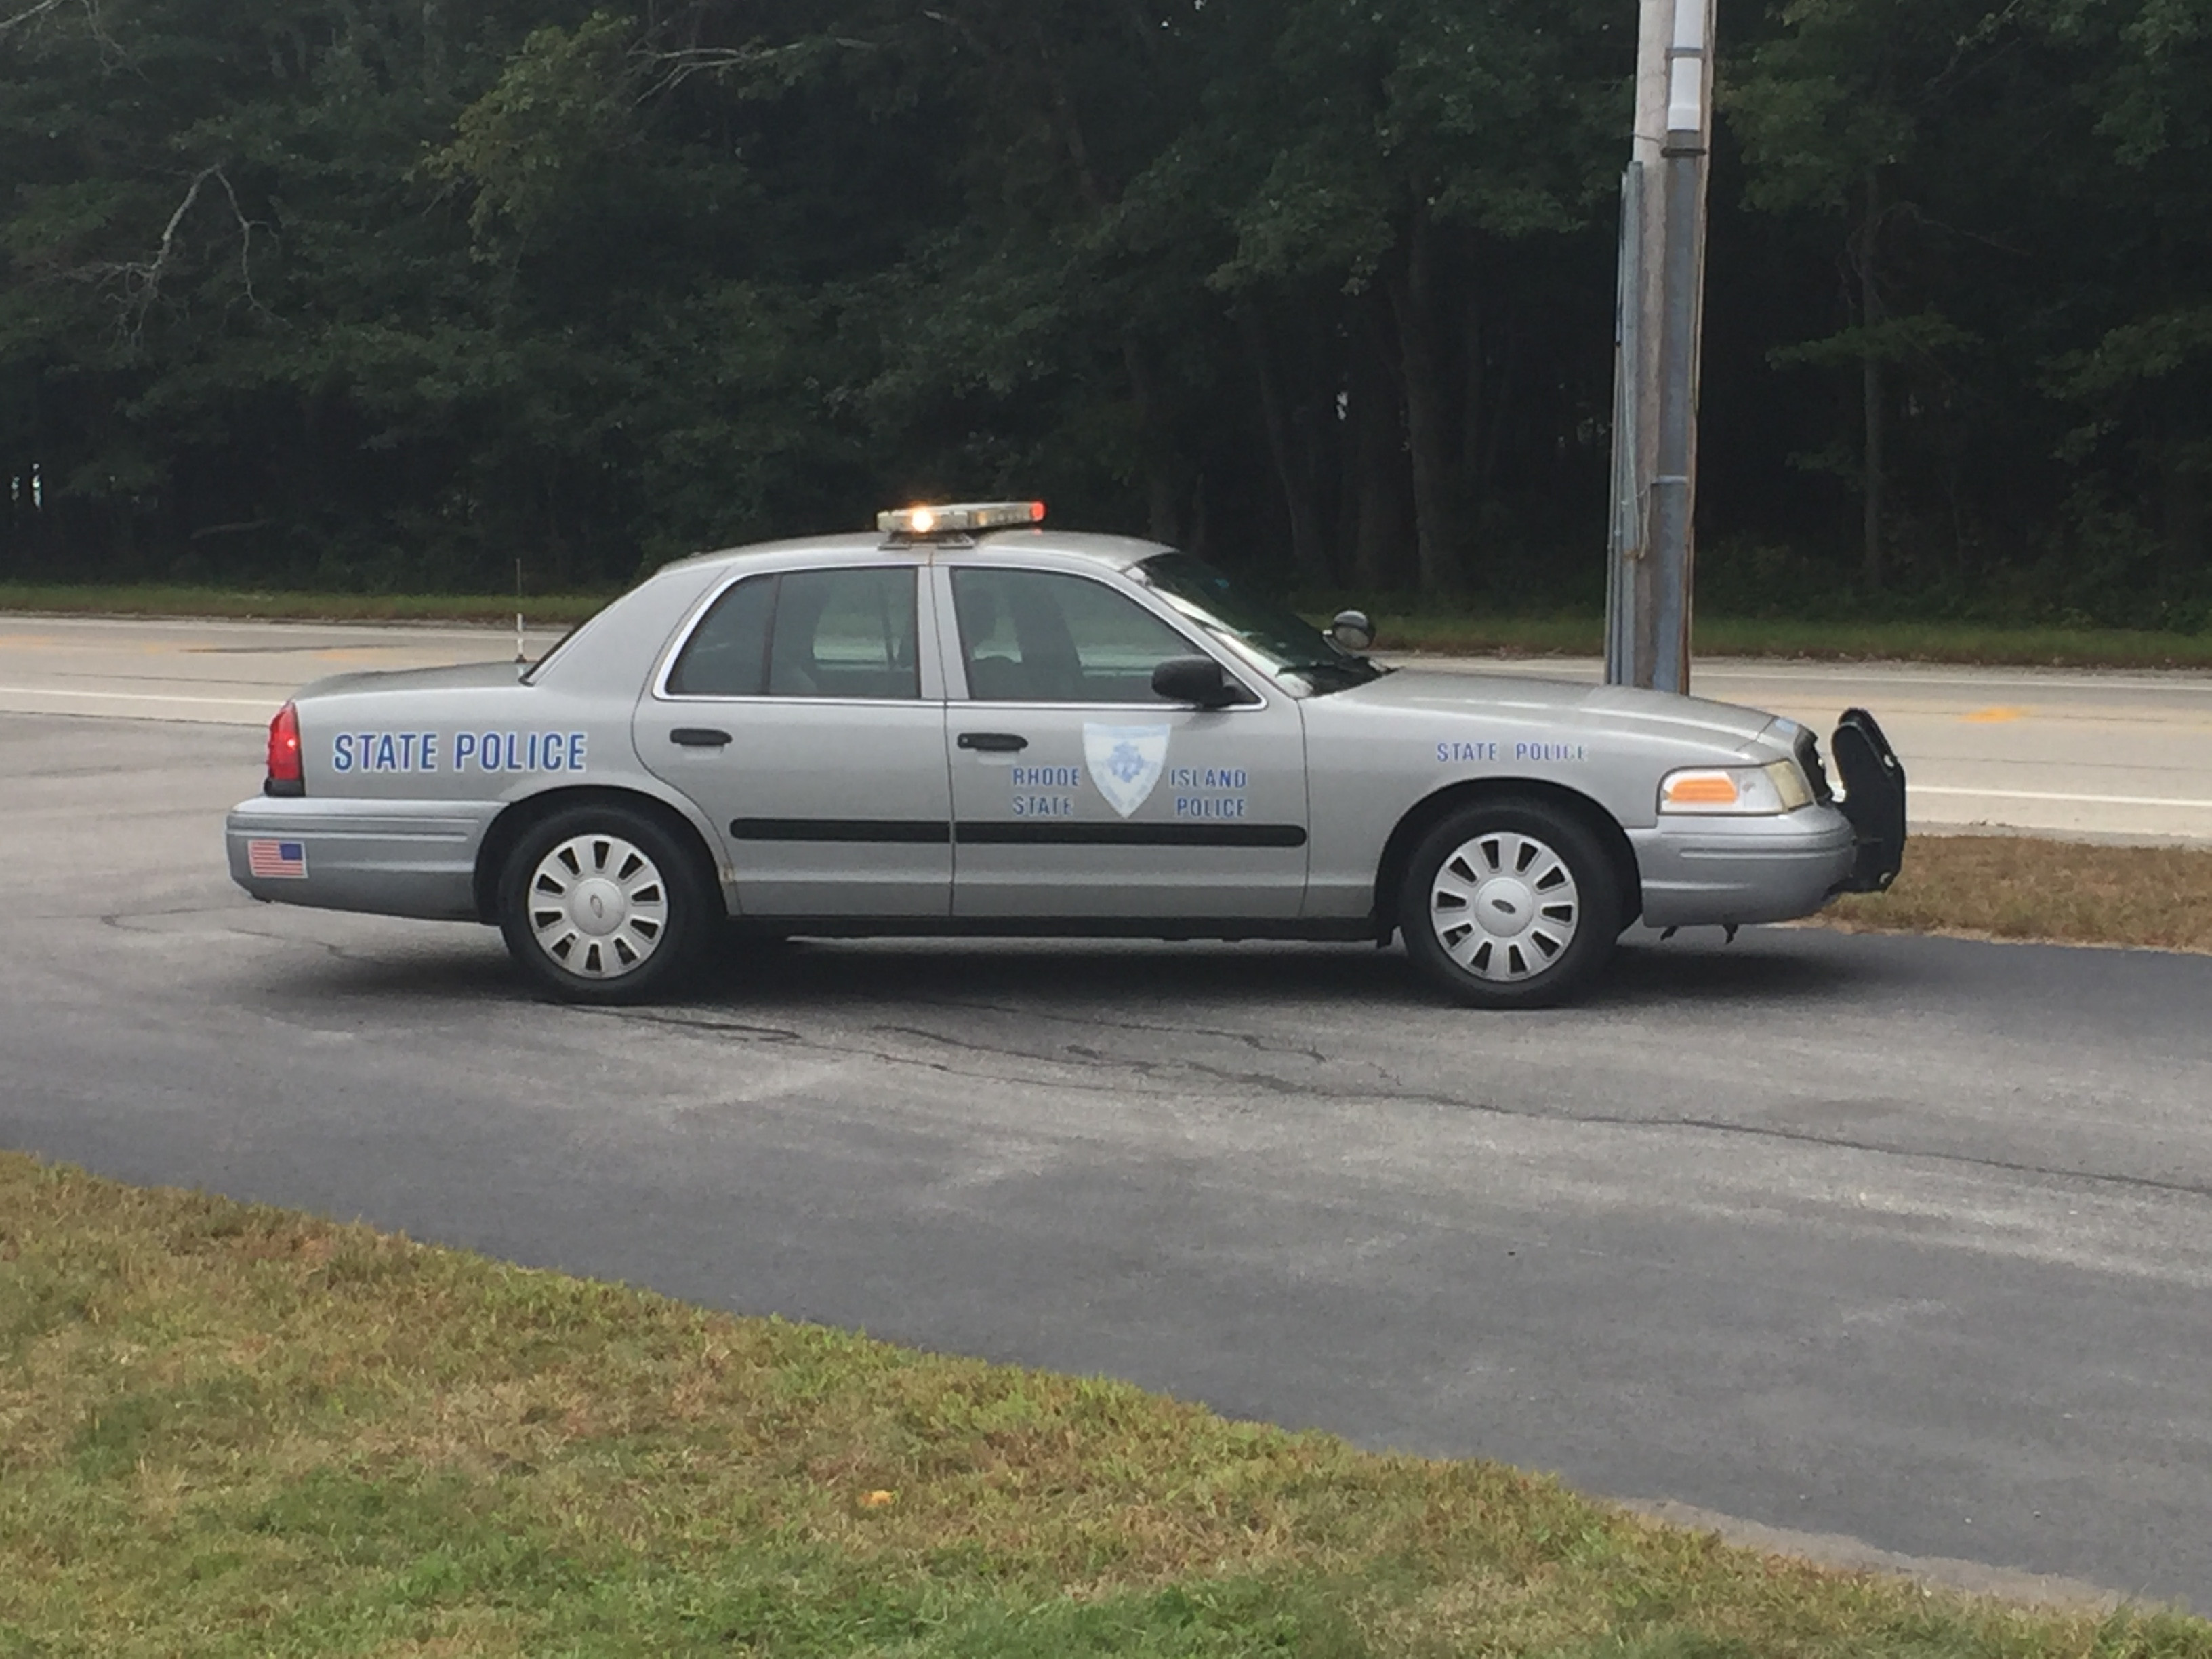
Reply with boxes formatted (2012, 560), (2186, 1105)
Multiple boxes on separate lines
(667, 567), (920, 700)
(950, 568), (1202, 703)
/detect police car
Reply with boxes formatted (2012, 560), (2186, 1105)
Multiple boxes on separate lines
(228, 502), (1905, 1008)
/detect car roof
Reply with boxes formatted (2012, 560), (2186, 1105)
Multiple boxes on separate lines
(662, 527), (1172, 576)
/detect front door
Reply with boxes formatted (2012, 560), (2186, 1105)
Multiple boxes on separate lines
(935, 563), (1309, 920)
(636, 562), (951, 917)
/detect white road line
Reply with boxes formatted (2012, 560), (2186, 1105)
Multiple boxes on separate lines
(1917, 785), (2212, 811)
(0, 684), (272, 708)
(1698, 671), (2212, 695)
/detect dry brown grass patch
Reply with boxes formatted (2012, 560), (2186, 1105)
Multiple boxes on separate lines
(1820, 834), (2212, 953)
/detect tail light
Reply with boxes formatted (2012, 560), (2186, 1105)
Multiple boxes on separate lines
(265, 702), (304, 797)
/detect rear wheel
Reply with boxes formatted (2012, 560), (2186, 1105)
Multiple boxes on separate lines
(498, 805), (711, 1004)
(1399, 798), (1620, 1009)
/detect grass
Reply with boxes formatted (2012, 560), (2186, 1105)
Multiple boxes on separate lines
(1, 1154), (2207, 1656)
(0, 582), (615, 626)
(1821, 834), (2212, 954)
(9, 581), (2212, 667)
(1370, 611), (2212, 669)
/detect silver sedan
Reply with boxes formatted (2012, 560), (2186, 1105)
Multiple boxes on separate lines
(227, 502), (1905, 1007)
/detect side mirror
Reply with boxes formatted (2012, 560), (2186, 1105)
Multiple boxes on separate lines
(1152, 655), (1239, 708)
(1330, 609), (1375, 652)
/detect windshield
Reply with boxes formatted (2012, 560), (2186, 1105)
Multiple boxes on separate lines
(1132, 552), (1383, 693)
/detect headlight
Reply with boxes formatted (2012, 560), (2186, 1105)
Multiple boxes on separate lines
(1658, 760), (1814, 815)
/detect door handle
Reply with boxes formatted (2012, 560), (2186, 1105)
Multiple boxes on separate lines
(957, 732), (1028, 753)
(670, 727), (732, 748)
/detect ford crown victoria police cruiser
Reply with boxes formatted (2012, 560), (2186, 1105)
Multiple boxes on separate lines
(228, 502), (1906, 1008)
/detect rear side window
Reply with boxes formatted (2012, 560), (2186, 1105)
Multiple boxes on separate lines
(769, 567), (919, 699)
(668, 568), (920, 700)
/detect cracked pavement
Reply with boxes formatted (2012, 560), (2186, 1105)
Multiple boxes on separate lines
(6, 712), (2212, 1607)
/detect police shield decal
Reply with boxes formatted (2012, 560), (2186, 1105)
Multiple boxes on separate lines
(1082, 724), (1171, 817)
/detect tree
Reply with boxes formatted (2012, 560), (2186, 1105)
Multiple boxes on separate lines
(1729, 0), (2020, 590)
(2035, 0), (2212, 598)
(1180, 0), (1624, 596)
(6, 0), (2209, 626)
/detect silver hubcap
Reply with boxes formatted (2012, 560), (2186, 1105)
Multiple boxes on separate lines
(528, 834), (669, 979)
(1429, 831), (1580, 983)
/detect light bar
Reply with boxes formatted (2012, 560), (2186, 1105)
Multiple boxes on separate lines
(876, 500), (1046, 537)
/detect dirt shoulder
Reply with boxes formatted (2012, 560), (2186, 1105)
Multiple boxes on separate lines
(1814, 834), (2212, 955)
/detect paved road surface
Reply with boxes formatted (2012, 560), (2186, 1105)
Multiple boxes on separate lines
(5, 710), (2212, 1607)
(4, 613), (2209, 840)
(1479, 655), (2212, 844)
(0, 614), (565, 724)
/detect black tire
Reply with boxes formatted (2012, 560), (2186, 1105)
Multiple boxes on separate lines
(497, 804), (714, 1004)
(1398, 797), (1622, 1010)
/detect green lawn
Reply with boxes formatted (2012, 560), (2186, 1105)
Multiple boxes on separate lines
(1367, 611), (2212, 669)
(0, 582), (615, 627)
(1, 1150), (2201, 1656)
(8, 581), (2212, 667)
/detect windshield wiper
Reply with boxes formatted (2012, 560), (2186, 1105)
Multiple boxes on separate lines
(1278, 658), (1382, 689)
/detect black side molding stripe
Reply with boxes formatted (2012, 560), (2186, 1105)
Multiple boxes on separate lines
(726, 819), (1307, 849)
(958, 822), (1307, 848)
(730, 819), (951, 844)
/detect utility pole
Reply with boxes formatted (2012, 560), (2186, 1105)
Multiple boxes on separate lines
(1605, 0), (1716, 695)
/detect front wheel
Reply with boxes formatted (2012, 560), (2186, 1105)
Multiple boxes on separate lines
(498, 805), (712, 1004)
(1399, 799), (1621, 1010)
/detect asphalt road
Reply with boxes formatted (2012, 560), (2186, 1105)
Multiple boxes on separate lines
(7, 710), (2212, 1608)
(0, 614), (568, 723)
(1483, 655), (2212, 844)
(5, 613), (2211, 840)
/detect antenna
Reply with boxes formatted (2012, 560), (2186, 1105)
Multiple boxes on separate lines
(514, 556), (526, 668)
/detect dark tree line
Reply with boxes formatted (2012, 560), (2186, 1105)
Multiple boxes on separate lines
(2, 0), (2209, 626)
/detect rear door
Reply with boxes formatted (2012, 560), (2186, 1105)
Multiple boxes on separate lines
(636, 560), (951, 917)
(935, 561), (1309, 920)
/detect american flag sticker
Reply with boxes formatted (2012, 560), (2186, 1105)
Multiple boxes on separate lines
(247, 839), (308, 879)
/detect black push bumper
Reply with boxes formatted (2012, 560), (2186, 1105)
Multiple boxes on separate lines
(1828, 708), (1907, 893)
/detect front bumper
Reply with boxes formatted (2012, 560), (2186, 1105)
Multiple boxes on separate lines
(226, 795), (497, 921)
(1630, 804), (1859, 930)
(1828, 707), (1908, 893)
